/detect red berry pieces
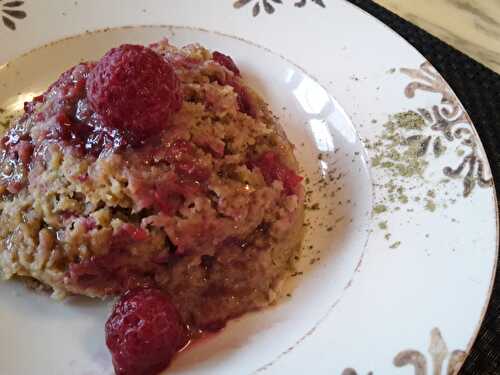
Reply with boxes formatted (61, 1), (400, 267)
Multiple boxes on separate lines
(164, 140), (210, 183)
(86, 44), (182, 140)
(23, 94), (44, 115)
(254, 151), (303, 195)
(233, 81), (256, 118)
(212, 51), (241, 76)
(119, 223), (149, 242)
(105, 288), (188, 375)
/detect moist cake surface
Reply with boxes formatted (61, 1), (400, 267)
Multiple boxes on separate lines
(0, 40), (304, 332)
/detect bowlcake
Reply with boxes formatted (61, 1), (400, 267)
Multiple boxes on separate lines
(0, 40), (304, 336)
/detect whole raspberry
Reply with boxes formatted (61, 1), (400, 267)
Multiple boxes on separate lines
(86, 44), (182, 140)
(105, 288), (188, 375)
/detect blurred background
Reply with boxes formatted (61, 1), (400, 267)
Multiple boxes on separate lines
(374, 0), (500, 73)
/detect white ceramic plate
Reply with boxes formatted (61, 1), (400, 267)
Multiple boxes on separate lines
(0, 1), (497, 375)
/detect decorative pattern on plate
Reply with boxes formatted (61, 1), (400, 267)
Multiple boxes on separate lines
(394, 328), (467, 375)
(341, 369), (373, 375)
(342, 328), (466, 375)
(400, 62), (493, 197)
(1, 1), (25, 31)
(233, 0), (325, 17)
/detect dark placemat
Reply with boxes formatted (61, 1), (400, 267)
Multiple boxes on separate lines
(346, 1), (500, 374)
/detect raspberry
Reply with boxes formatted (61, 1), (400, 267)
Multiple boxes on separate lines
(212, 51), (241, 76)
(254, 151), (303, 195)
(86, 45), (182, 140)
(105, 288), (188, 375)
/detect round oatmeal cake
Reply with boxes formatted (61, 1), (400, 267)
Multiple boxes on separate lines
(0, 40), (304, 332)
